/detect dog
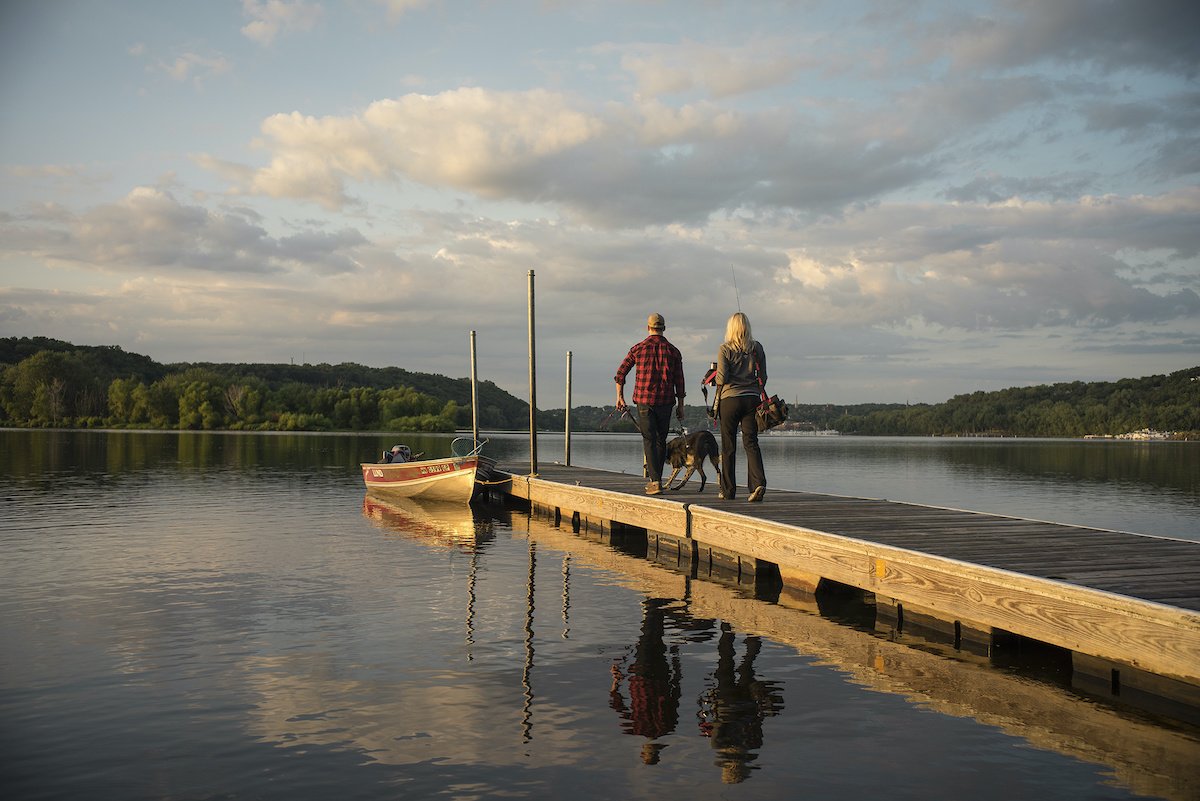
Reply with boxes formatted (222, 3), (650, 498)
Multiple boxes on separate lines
(664, 430), (721, 492)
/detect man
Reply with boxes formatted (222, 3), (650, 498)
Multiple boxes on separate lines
(615, 313), (686, 495)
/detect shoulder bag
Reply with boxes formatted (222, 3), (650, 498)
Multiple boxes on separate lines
(753, 356), (788, 431)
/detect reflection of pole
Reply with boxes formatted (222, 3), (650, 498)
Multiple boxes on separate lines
(522, 538), (537, 746)
(465, 548), (478, 660)
(470, 330), (479, 445)
(561, 554), (571, 640)
(528, 270), (538, 475)
(565, 351), (572, 466)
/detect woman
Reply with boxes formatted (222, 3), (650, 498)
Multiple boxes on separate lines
(713, 312), (767, 502)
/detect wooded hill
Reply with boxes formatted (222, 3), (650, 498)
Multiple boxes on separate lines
(829, 367), (1200, 437)
(0, 337), (529, 432)
(2, 337), (1196, 437)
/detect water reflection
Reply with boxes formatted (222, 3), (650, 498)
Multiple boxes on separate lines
(605, 597), (787, 781)
(523, 540), (536, 746)
(361, 492), (495, 552)
(608, 598), (688, 756)
(362, 492), (495, 660)
(699, 625), (785, 783)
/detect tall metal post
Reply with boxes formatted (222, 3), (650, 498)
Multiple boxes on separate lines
(528, 270), (538, 474)
(470, 330), (479, 445)
(564, 351), (572, 466)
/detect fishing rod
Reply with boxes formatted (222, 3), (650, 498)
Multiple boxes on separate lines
(730, 263), (741, 312)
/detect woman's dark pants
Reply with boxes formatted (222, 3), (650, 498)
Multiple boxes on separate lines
(718, 395), (765, 499)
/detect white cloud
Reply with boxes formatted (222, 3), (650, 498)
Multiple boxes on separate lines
(241, 0), (322, 45)
(206, 89), (610, 210)
(0, 187), (375, 278)
(193, 68), (1103, 227)
(372, 0), (436, 24)
(149, 51), (233, 91)
(616, 39), (812, 99)
(770, 189), (1200, 331)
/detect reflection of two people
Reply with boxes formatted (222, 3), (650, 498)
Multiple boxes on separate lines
(610, 600), (783, 780)
(699, 622), (784, 783)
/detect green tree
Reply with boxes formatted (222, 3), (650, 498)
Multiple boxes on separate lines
(179, 380), (225, 430)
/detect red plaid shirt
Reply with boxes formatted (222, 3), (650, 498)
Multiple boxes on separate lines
(615, 334), (685, 406)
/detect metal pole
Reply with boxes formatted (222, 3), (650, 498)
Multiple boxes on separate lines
(528, 270), (538, 474)
(565, 351), (572, 466)
(470, 330), (479, 445)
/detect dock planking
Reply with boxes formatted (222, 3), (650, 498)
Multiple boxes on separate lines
(490, 461), (1200, 696)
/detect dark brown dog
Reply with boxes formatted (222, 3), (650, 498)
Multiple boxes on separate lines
(664, 430), (720, 492)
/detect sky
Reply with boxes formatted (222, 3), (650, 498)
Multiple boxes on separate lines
(1, 0), (1198, 408)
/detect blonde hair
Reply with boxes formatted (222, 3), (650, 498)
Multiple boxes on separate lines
(725, 312), (754, 354)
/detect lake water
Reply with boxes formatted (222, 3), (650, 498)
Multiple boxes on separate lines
(2, 429), (1198, 800)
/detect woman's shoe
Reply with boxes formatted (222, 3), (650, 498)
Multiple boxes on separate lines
(747, 486), (765, 502)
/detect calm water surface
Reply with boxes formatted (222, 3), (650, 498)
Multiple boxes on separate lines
(2, 429), (1198, 800)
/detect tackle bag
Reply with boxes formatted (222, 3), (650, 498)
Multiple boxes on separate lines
(755, 395), (789, 431)
(752, 356), (788, 431)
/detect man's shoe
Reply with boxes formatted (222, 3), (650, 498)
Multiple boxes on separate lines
(645, 482), (662, 495)
(717, 492), (730, 500)
(747, 486), (765, 503)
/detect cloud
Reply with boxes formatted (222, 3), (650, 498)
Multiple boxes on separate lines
(191, 84), (952, 224)
(372, 0), (436, 24)
(5, 164), (82, 179)
(8, 177), (1196, 340)
(944, 172), (1100, 203)
(149, 51), (233, 91)
(1082, 91), (1200, 179)
(772, 189), (1200, 332)
(3, 185), (1198, 405)
(615, 39), (813, 99)
(241, 0), (322, 45)
(0, 187), (371, 278)
(918, 0), (1200, 77)
(209, 88), (611, 211)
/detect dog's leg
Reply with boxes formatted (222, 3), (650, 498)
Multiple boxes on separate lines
(695, 463), (706, 492)
(665, 465), (684, 490)
(671, 465), (695, 491)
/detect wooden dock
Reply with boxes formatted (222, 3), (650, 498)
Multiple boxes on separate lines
(489, 462), (1200, 707)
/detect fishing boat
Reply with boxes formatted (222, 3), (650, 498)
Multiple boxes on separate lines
(360, 437), (495, 503)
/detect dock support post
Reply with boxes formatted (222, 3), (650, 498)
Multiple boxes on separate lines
(470, 330), (479, 445)
(528, 269), (537, 475)
(565, 351), (572, 466)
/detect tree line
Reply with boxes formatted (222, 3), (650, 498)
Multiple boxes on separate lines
(829, 368), (1200, 437)
(3, 338), (1196, 437)
(0, 338), (528, 432)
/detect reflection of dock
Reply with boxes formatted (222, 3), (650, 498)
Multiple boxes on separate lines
(490, 463), (1200, 710)
(511, 510), (1200, 801)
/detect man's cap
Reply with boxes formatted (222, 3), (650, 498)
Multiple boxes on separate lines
(647, 313), (665, 330)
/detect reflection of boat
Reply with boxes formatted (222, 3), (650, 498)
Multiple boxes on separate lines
(362, 492), (493, 550)
(359, 437), (495, 502)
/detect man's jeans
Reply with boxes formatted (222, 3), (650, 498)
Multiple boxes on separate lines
(637, 403), (673, 483)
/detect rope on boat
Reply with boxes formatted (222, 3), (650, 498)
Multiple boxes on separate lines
(477, 475), (531, 485)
